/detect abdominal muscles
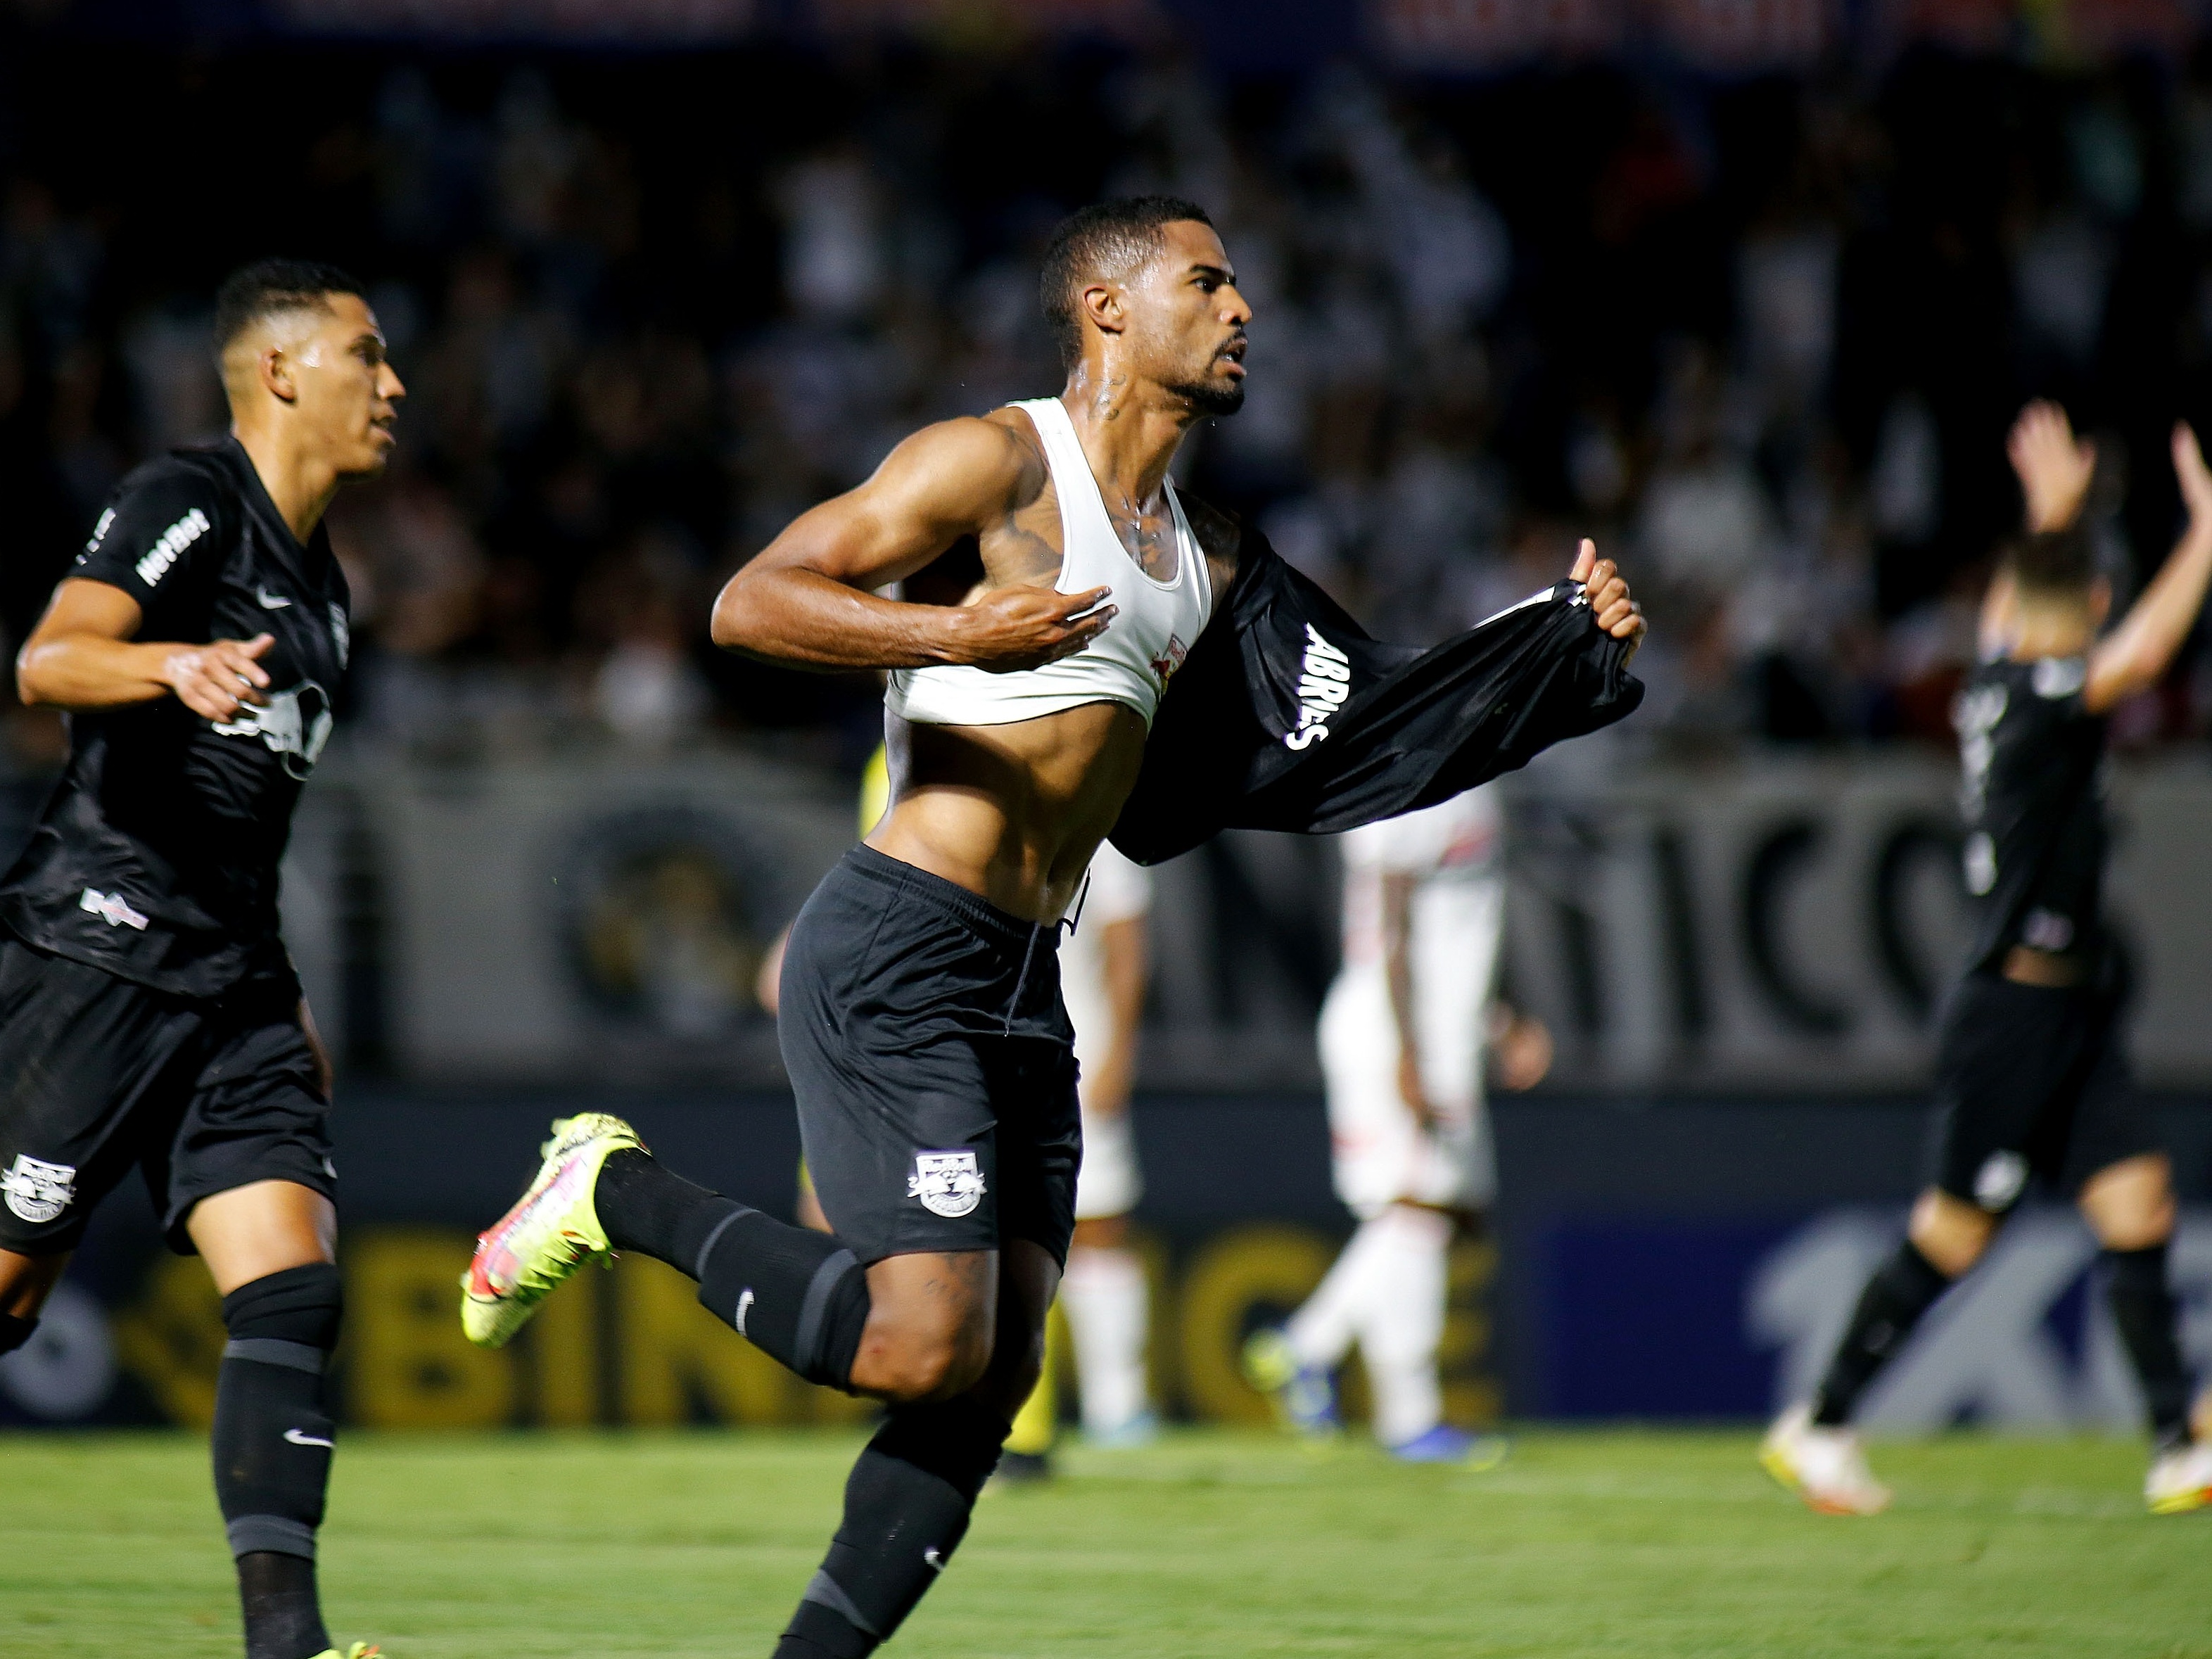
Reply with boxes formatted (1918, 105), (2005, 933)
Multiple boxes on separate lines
(869, 701), (1150, 923)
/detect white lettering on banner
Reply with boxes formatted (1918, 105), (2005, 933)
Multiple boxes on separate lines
(1748, 1209), (2212, 1431)
(79, 887), (148, 931)
(1285, 625), (1351, 751)
(133, 508), (211, 587)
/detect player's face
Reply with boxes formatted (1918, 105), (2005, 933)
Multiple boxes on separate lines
(292, 293), (407, 478)
(1127, 220), (1250, 417)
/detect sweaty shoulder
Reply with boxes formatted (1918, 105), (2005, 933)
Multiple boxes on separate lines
(870, 412), (1048, 530)
(72, 451), (234, 610)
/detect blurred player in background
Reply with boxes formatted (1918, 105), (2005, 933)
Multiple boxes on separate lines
(1002, 840), (1157, 1479)
(1763, 402), (2212, 1517)
(0, 261), (395, 1659)
(1246, 783), (1549, 1463)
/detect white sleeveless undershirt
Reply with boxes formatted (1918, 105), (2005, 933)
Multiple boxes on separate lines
(885, 397), (1214, 730)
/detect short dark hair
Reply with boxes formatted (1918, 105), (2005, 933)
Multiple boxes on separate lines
(2007, 523), (2097, 597)
(213, 259), (365, 354)
(1038, 196), (1215, 370)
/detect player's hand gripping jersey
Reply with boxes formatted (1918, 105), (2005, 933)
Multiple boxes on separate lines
(1109, 532), (1642, 865)
(0, 440), (350, 996)
(1953, 653), (2108, 975)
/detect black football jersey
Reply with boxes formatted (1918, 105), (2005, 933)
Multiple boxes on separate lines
(0, 438), (350, 998)
(1952, 653), (2108, 977)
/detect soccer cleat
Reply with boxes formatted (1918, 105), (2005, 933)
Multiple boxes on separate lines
(307, 1646), (380, 1659)
(1241, 1327), (1340, 1438)
(1388, 1425), (1511, 1470)
(459, 1113), (643, 1349)
(1760, 1402), (1891, 1515)
(2145, 1439), (2212, 1515)
(1086, 1409), (1160, 1451)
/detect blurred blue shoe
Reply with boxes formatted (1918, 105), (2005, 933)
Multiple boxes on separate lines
(1389, 1425), (1511, 1469)
(1241, 1327), (1339, 1438)
(1085, 1409), (1160, 1450)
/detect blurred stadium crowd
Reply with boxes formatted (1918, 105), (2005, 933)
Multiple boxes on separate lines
(8, 24), (2212, 770)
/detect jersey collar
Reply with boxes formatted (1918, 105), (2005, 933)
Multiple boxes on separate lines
(220, 436), (331, 595)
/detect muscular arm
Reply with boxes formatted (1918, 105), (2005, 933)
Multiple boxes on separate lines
(2085, 424), (2212, 715)
(1085, 915), (1148, 1118)
(16, 578), (272, 720)
(710, 417), (1116, 673)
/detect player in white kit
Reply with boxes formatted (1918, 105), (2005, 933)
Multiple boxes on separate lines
(1247, 783), (1546, 1461)
(1059, 844), (1157, 1441)
(1000, 842), (1157, 1477)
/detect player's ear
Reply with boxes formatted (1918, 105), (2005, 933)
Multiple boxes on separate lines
(259, 345), (298, 405)
(1079, 280), (1126, 338)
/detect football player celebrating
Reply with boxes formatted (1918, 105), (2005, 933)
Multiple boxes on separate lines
(1763, 402), (2212, 1516)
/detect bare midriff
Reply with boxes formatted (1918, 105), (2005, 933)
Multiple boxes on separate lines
(866, 698), (1150, 924)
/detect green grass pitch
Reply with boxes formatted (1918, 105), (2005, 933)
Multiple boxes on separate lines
(0, 1428), (2201, 1658)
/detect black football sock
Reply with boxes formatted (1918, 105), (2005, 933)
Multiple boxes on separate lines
(595, 1147), (743, 1268)
(773, 1398), (1010, 1659)
(236, 1551), (326, 1659)
(0, 1311), (35, 1355)
(596, 1148), (870, 1392)
(215, 1262), (342, 1659)
(1811, 1240), (1950, 1427)
(2104, 1244), (2194, 1451)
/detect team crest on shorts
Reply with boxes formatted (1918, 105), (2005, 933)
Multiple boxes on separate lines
(2, 1155), (77, 1225)
(908, 1151), (986, 1219)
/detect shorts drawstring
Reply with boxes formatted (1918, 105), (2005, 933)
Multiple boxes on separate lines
(1005, 922), (1044, 1035)
(1004, 871), (1088, 1033)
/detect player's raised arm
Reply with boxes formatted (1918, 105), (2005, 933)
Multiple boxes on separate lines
(2084, 423), (2212, 715)
(17, 579), (274, 720)
(710, 416), (1116, 673)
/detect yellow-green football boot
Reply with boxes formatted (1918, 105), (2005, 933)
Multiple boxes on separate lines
(307, 1645), (380, 1659)
(459, 1113), (642, 1347)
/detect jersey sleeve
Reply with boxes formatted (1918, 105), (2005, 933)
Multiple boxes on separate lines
(1084, 842), (1154, 925)
(70, 465), (227, 623)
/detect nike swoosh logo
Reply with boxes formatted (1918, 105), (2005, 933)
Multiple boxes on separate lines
(258, 589), (292, 609)
(923, 1548), (944, 1572)
(734, 1288), (754, 1336)
(283, 1428), (335, 1449)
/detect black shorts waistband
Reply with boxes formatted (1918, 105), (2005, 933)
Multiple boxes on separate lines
(839, 844), (1060, 956)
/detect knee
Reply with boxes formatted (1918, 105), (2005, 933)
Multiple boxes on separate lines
(1909, 1189), (1995, 1278)
(858, 1320), (994, 1404)
(2090, 1195), (2175, 1253)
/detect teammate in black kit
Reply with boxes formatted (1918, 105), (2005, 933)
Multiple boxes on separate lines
(0, 262), (401, 1658)
(1763, 401), (2212, 1516)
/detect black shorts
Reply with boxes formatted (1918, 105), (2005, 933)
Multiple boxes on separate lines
(0, 936), (333, 1254)
(1929, 972), (2160, 1212)
(778, 846), (1080, 1268)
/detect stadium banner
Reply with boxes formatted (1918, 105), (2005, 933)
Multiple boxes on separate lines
(8, 1090), (2208, 1430)
(264, 0), (765, 41)
(1366, 0), (1835, 72)
(317, 750), (2212, 1093)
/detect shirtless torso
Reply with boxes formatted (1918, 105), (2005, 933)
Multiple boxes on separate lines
(716, 364), (1242, 924)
